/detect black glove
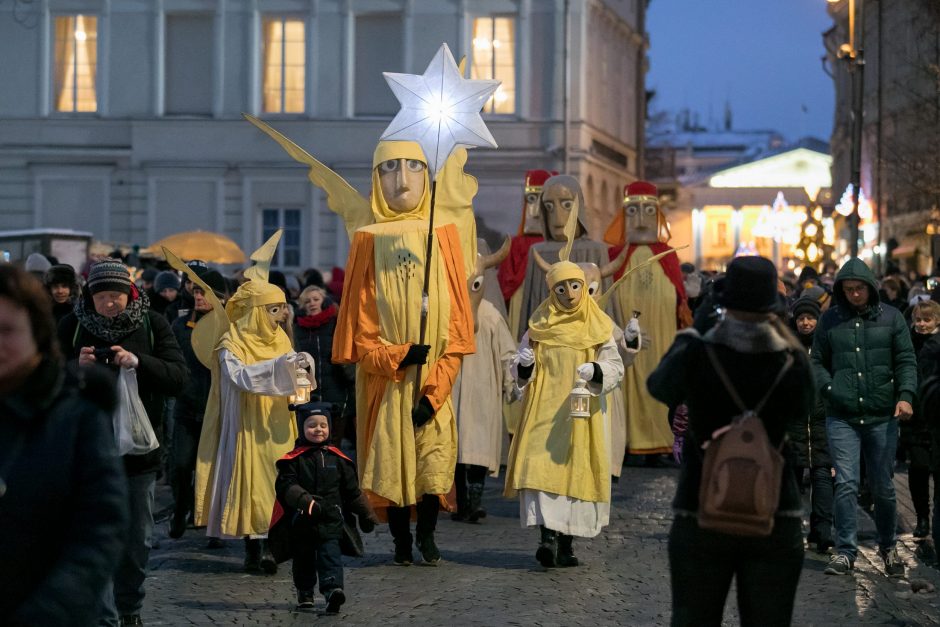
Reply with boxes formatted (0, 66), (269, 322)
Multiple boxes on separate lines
(411, 396), (435, 428)
(399, 344), (431, 369)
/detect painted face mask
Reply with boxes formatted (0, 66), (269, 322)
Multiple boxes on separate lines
(264, 302), (289, 329)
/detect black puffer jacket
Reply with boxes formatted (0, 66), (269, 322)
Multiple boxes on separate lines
(293, 306), (355, 418)
(786, 326), (830, 468)
(58, 304), (187, 476)
(0, 359), (128, 626)
(171, 312), (212, 423)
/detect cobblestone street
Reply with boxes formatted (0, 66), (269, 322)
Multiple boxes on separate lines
(144, 467), (940, 626)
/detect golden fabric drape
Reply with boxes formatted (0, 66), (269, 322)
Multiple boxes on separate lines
(262, 18), (282, 113)
(53, 17), (74, 111)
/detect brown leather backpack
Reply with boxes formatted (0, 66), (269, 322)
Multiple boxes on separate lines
(697, 344), (794, 537)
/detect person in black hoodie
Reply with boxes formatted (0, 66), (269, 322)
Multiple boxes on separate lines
(0, 265), (128, 627)
(294, 286), (356, 446)
(648, 256), (813, 627)
(43, 263), (81, 325)
(57, 258), (187, 627)
(270, 402), (378, 614)
(787, 295), (834, 553)
(167, 270), (228, 541)
(164, 259), (210, 321)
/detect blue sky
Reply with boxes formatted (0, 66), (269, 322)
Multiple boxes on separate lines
(646, 0), (835, 142)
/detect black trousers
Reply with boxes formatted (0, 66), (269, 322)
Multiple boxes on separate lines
(668, 516), (804, 627)
(292, 537), (343, 595)
(454, 463), (487, 507)
(170, 415), (202, 520)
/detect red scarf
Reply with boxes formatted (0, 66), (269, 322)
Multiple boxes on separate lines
(296, 304), (338, 329)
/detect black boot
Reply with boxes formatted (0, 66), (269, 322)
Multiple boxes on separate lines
(260, 539), (277, 574)
(415, 495), (441, 565)
(168, 507), (187, 539)
(387, 506), (413, 566)
(536, 525), (557, 568)
(557, 534), (579, 567)
(244, 538), (262, 573)
(467, 482), (486, 523)
(914, 516), (931, 539)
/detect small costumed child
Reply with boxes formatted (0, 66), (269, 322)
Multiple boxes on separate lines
(269, 402), (378, 613)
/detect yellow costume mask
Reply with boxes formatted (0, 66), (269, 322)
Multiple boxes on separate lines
(222, 281), (292, 363)
(371, 141), (431, 223)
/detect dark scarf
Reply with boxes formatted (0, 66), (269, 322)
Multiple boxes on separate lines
(296, 304), (338, 329)
(74, 286), (150, 344)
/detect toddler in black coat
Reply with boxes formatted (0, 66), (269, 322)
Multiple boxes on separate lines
(270, 402), (377, 613)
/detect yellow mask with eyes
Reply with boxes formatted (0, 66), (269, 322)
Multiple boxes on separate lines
(371, 141), (431, 222)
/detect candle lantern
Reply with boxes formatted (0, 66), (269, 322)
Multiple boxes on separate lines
(291, 367), (312, 405)
(569, 378), (591, 419)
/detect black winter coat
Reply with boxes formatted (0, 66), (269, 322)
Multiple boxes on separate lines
(273, 443), (370, 543)
(293, 308), (355, 418)
(0, 359), (128, 626)
(786, 328), (830, 468)
(171, 312), (211, 422)
(648, 329), (814, 516)
(58, 307), (188, 476)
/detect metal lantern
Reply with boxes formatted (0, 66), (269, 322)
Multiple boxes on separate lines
(569, 378), (591, 419)
(291, 368), (312, 405)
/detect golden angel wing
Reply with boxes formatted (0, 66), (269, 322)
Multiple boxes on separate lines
(434, 147), (478, 277)
(243, 114), (372, 239)
(597, 245), (689, 311)
(242, 229), (282, 283)
(163, 246), (230, 369)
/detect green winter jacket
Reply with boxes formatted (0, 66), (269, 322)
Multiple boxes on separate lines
(810, 258), (917, 425)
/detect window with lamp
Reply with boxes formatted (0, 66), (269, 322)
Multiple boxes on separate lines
(262, 16), (306, 114)
(471, 16), (516, 115)
(53, 15), (97, 113)
(262, 208), (303, 268)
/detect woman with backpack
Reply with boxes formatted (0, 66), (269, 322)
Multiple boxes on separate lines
(648, 256), (814, 627)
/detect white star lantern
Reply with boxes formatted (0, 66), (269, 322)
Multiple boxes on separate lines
(381, 43), (500, 180)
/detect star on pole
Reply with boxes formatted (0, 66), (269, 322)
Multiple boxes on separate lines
(380, 43), (500, 180)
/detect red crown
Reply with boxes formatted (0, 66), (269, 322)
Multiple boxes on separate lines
(525, 170), (557, 188)
(623, 181), (658, 199)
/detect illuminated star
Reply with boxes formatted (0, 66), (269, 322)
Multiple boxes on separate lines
(380, 43), (500, 180)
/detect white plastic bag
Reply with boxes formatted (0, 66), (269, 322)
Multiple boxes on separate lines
(112, 368), (159, 456)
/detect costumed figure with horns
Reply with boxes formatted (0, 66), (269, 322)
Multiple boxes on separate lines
(604, 181), (691, 461)
(168, 234), (316, 575)
(505, 202), (625, 568)
(451, 238), (518, 522)
(245, 43), (499, 566)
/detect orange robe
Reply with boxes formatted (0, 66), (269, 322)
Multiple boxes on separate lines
(333, 220), (475, 515)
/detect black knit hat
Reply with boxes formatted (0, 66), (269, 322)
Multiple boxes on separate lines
(154, 271), (181, 293)
(87, 258), (132, 295)
(44, 264), (78, 288)
(790, 296), (821, 320)
(289, 401), (333, 438)
(717, 256), (779, 313)
(200, 269), (228, 297)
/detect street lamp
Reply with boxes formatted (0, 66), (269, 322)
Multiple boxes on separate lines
(828, 0), (865, 258)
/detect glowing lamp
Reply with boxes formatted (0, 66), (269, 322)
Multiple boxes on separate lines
(291, 368), (312, 405)
(569, 379), (591, 419)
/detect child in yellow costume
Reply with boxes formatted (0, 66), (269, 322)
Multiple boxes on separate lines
(505, 206), (624, 568)
(333, 140), (476, 566)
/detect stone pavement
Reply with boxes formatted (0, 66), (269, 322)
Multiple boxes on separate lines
(143, 467), (940, 626)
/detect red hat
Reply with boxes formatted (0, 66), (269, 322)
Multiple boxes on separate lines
(623, 181), (658, 202)
(525, 170), (557, 193)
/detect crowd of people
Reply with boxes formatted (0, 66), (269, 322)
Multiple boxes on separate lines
(4, 202), (940, 626)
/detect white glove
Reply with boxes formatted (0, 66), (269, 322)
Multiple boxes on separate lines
(517, 346), (535, 367)
(291, 352), (315, 371)
(576, 363), (596, 381)
(623, 318), (640, 342)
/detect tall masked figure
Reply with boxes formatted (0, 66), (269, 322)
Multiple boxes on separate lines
(604, 181), (691, 458)
(497, 169), (556, 340)
(505, 201), (624, 568)
(188, 234), (315, 575)
(333, 141), (475, 566)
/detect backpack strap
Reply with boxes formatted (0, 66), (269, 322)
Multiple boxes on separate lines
(703, 343), (794, 416)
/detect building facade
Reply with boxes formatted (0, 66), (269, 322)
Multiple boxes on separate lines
(0, 0), (647, 271)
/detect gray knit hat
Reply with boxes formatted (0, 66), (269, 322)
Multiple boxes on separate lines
(154, 271), (181, 293)
(87, 258), (132, 295)
(25, 253), (52, 274)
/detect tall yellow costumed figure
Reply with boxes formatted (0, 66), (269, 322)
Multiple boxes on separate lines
(505, 202), (624, 568)
(173, 233), (315, 575)
(245, 44), (499, 565)
(604, 181), (691, 461)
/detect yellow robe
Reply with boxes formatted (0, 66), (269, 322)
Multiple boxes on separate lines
(333, 220), (475, 513)
(613, 247), (676, 454)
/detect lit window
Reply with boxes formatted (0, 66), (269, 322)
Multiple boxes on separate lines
(54, 15), (97, 112)
(471, 16), (515, 114)
(262, 17), (305, 114)
(262, 208), (302, 267)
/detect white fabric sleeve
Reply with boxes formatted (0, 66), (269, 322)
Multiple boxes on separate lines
(219, 349), (297, 396)
(587, 336), (625, 397)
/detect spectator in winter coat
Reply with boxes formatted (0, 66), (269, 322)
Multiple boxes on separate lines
(164, 259), (210, 321)
(811, 257), (917, 578)
(148, 271), (180, 317)
(43, 264), (81, 325)
(57, 258), (187, 626)
(0, 265), (128, 627)
(787, 295), (834, 553)
(293, 286), (356, 446)
(270, 402), (378, 613)
(648, 256), (813, 627)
